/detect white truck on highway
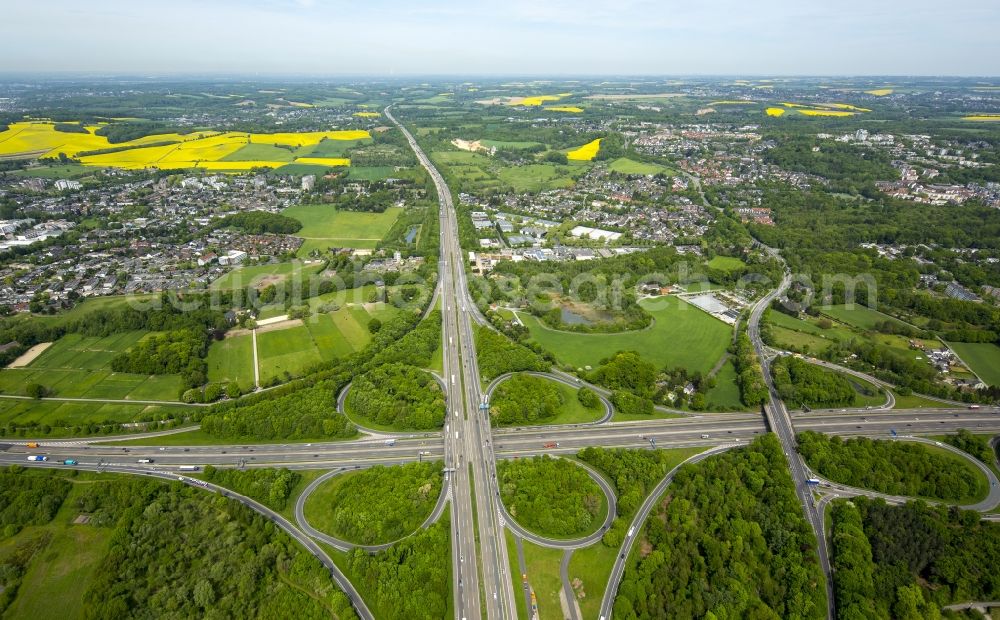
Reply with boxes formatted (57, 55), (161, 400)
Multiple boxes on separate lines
(384, 439), (396, 447)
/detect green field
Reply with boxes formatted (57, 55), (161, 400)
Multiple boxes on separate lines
(221, 142), (298, 162)
(707, 255), (748, 272)
(517, 537), (565, 620)
(705, 359), (746, 410)
(282, 204), (403, 255)
(480, 139), (545, 150)
(608, 157), (668, 176)
(13, 163), (98, 179)
(497, 163), (585, 193)
(947, 342), (1000, 386)
(306, 137), (371, 158)
(253, 304), (397, 382)
(0, 331), (183, 403)
(0, 400), (188, 436)
(348, 166), (395, 180)
(206, 334), (255, 388)
(820, 304), (914, 331)
(519, 296), (731, 374)
(209, 260), (322, 290)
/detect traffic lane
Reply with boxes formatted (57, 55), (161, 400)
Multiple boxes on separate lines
(5, 438), (445, 460)
(0, 452), (443, 470)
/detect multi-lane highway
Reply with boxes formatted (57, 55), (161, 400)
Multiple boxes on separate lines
(387, 104), (517, 620)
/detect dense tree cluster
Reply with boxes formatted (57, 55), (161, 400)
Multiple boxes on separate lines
(587, 351), (656, 397)
(201, 466), (300, 511)
(763, 136), (897, 194)
(369, 310), (441, 368)
(95, 122), (196, 143)
(475, 326), (548, 380)
(53, 122), (89, 134)
(312, 462), (442, 546)
(111, 328), (208, 388)
(213, 210), (303, 234)
(614, 435), (826, 619)
(941, 429), (995, 465)
(200, 381), (355, 441)
(772, 356), (858, 408)
(347, 363), (445, 430)
(832, 496), (1000, 617)
(498, 455), (603, 538)
(0, 471), (71, 537)
(347, 517), (450, 619)
(611, 390), (654, 416)
(797, 432), (987, 502)
(577, 447), (682, 548)
(489, 374), (565, 426)
(79, 476), (358, 620)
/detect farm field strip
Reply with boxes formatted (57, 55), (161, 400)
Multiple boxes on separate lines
(0, 121), (370, 171)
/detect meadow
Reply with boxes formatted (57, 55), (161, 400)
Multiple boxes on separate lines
(0, 331), (183, 402)
(209, 260), (323, 290)
(0, 121), (368, 172)
(519, 295), (732, 374)
(946, 342), (1000, 386)
(282, 204), (403, 255)
(707, 255), (748, 272)
(205, 335), (255, 388)
(608, 157), (669, 176)
(212, 301), (401, 384)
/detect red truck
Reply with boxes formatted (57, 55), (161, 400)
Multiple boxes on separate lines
(543, 442), (559, 449)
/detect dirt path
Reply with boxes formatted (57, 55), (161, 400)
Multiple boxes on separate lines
(7, 342), (52, 368)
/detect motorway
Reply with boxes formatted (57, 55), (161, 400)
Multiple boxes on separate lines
(387, 104), (517, 620)
(749, 264), (837, 618)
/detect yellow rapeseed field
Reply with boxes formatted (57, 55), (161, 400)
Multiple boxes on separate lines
(293, 157), (351, 167)
(546, 106), (584, 113)
(0, 121), (369, 172)
(566, 138), (601, 161)
(866, 89), (893, 96)
(964, 114), (1000, 121)
(765, 108), (786, 117)
(511, 94), (570, 106)
(353, 112), (381, 118)
(798, 109), (856, 117)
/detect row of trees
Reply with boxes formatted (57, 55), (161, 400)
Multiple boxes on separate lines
(200, 380), (356, 441)
(498, 455), (603, 538)
(797, 432), (987, 502)
(346, 363), (445, 430)
(733, 330), (770, 407)
(613, 435), (827, 619)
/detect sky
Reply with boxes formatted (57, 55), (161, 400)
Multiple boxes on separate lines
(2, 0), (998, 76)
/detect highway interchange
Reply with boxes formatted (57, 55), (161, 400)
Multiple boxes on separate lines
(4, 110), (1000, 620)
